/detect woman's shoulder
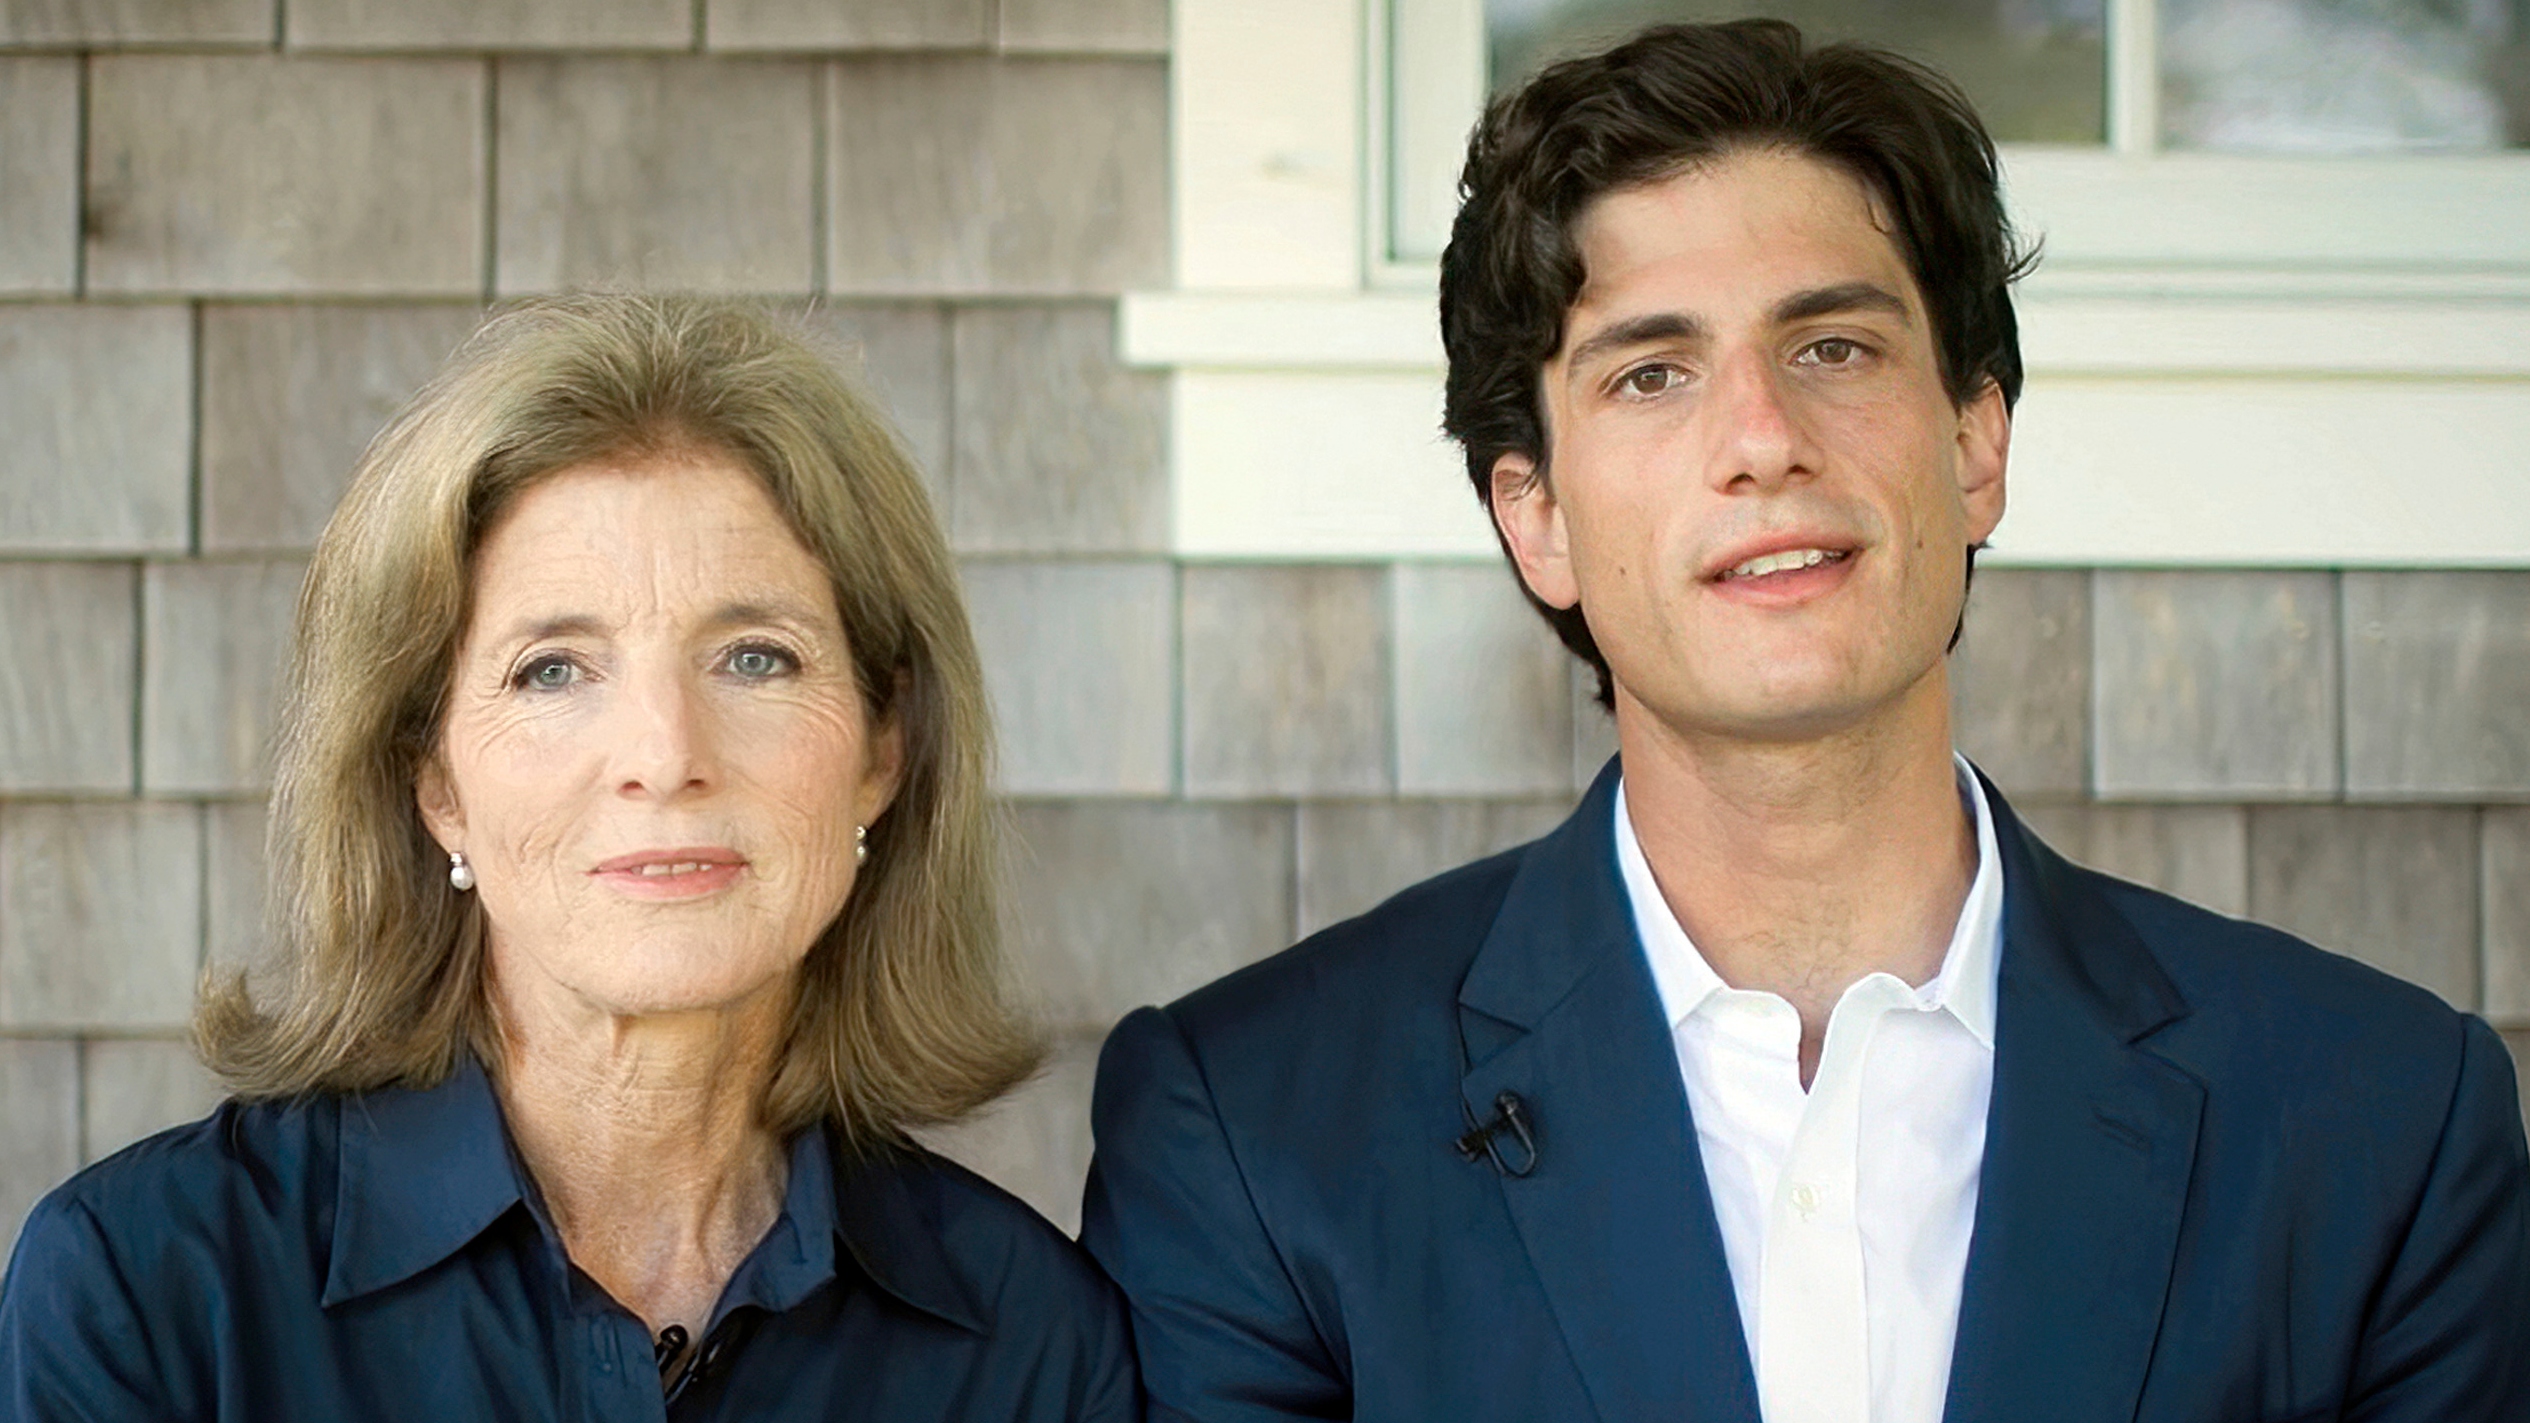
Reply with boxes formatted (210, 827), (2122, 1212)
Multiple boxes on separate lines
(15, 1094), (339, 1274)
(872, 1144), (1121, 1314)
(822, 1141), (1137, 1415)
(1, 1095), (343, 1416)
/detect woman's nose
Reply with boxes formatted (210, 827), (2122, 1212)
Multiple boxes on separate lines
(610, 667), (718, 800)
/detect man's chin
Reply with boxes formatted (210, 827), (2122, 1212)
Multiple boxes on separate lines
(1704, 700), (1881, 749)
(1616, 666), (1926, 752)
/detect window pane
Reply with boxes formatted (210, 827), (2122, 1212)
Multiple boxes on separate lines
(1487, 0), (2110, 143)
(2162, 0), (2530, 150)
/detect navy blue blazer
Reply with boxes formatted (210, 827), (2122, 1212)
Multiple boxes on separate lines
(1081, 762), (2530, 1422)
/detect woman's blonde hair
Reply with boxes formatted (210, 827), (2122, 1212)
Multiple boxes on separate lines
(197, 293), (1036, 1145)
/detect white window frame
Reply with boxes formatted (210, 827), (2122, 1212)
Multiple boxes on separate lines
(1136, 0), (2530, 565)
(1380, 0), (2530, 284)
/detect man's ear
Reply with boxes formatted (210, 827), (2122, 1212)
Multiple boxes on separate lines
(1955, 380), (2010, 546)
(415, 756), (465, 854)
(1489, 451), (1581, 610)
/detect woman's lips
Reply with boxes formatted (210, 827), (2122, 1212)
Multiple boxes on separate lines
(590, 849), (747, 901)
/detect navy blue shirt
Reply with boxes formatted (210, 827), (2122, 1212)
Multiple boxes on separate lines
(0, 1059), (1137, 1421)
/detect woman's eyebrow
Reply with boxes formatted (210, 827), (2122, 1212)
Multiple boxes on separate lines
(703, 599), (832, 633)
(500, 614), (607, 645)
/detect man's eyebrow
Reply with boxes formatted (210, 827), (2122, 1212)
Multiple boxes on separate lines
(1559, 286), (1907, 372)
(1771, 281), (1912, 326)
(1563, 312), (1709, 373)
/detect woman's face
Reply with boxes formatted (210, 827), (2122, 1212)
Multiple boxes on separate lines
(418, 451), (900, 1023)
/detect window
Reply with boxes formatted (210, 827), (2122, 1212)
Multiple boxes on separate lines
(1487, 0), (2529, 152)
(1143, 0), (2530, 564)
(1386, 0), (2530, 283)
(1492, 0), (2108, 145)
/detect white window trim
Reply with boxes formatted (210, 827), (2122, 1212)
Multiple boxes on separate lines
(1153, 0), (2530, 566)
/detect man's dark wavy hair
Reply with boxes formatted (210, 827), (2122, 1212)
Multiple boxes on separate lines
(1439, 19), (2034, 706)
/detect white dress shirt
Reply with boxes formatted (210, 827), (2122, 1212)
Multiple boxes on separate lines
(1613, 755), (2004, 1423)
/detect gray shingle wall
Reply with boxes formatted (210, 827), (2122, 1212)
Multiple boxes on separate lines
(1, 5), (2523, 1252)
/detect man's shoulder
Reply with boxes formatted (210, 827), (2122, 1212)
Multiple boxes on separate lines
(2052, 852), (2478, 1099)
(1163, 838), (1536, 1045)
(1086, 833), (1561, 1221)
(2091, 864), (2453, 1022)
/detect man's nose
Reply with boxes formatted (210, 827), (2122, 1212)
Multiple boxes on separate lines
(1706, 347), (1805, 493)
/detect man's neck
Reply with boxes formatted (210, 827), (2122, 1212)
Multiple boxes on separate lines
(1614, 669), (1979, 1080)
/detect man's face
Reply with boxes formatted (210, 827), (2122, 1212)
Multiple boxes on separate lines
(1490, 147), (2008, 748)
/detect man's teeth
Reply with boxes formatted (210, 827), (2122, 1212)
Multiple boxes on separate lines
(1724, 547), (1844, 580)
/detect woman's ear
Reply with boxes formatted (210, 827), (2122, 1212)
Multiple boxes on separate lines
(414, 756), (465, 854)
(855, 674), (910, 830)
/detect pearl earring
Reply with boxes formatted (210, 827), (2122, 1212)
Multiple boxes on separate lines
(448, 851), (475, 892)
(854, 825), (868, 866)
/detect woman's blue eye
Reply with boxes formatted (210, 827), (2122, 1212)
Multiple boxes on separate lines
(519, 656), (577, 690)
(729, 645), (794, 679)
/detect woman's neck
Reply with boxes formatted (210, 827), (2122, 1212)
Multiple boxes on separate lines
(490, 973), (793, 1340)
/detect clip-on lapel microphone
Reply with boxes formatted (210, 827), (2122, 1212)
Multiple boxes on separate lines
(1455, 1091), (1540, 1177)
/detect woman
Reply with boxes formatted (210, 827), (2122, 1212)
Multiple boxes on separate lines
(0, 295), (1137, 1420)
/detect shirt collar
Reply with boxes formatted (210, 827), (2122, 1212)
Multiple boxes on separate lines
(710, 1124), (841, 1323)
(322, 1057), (908, 1328)
(1614, 751), (2005, 1049)
(323, 1055), (529, 1307)
(828, 1147), (994, 1335)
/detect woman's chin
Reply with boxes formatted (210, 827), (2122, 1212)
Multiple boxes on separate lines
(496, 946), (802, 1031)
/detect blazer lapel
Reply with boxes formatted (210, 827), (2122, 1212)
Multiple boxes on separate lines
(1945, 785), (2206, 1423)
(1458, 762), (1763, 1423)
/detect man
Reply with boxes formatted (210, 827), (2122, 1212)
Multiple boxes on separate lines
(1081, 20), (2530, 1423)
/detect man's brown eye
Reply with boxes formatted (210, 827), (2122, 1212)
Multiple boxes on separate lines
(1624, 366), (1674, 395)
(1812, 339), (1859, 364)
